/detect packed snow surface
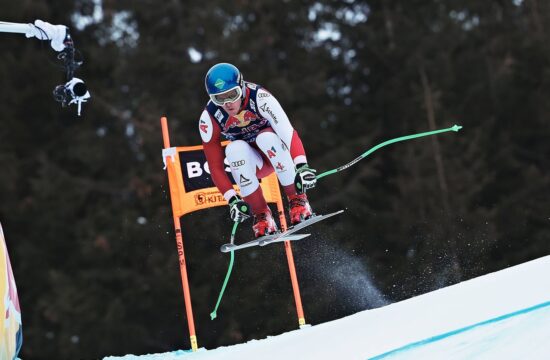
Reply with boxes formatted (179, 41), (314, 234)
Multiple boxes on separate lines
(105, 256), (550, 360)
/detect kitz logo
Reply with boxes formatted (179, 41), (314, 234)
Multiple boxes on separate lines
(231, 160), (245, 167)
(194, 191), (225, 205)
(186, 160), (230, 178)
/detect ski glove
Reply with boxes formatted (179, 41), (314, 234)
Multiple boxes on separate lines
(294, 163), (317, 194)
(228, 195), (251, 223)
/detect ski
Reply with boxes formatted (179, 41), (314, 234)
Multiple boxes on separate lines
(220, 233), (310, 253)
(258, 209), (344, 246)
(220, 209), (344, 253)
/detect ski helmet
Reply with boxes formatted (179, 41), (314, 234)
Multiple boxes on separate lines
(205, 63), (244, 105)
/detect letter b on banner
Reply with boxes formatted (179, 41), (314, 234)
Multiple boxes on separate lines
(187, 162), (203, 178)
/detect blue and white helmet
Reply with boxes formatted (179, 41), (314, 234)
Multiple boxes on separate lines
(205, 63), (245, 106)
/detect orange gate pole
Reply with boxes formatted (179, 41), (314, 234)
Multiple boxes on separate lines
(275, 198), (307, 327)
(161, 116), (198, 351)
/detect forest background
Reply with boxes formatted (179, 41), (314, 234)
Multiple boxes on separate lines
(1, 1), (549, 359)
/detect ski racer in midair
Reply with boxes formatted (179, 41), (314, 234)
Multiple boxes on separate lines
(199, 63), (317, 238)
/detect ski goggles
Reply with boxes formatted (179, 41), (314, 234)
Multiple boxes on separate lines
(210, 86), (242, 106)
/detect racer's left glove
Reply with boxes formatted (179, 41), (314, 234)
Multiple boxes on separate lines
(294, 163), (317, 194)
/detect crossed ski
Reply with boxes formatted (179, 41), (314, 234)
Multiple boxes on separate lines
(220, 210), (344, 253)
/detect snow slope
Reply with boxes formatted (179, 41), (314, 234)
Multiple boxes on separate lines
(105, 255), (550, 360)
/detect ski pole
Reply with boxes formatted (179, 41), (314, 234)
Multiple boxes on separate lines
(210, 221), (239, 320)
(316, 124), (462, 180)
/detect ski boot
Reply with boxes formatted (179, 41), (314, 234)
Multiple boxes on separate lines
(252, 209), (277, 238)
(288, 193), (313, 225)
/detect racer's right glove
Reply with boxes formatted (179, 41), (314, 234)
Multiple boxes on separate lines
(228, 195), (251, 223)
